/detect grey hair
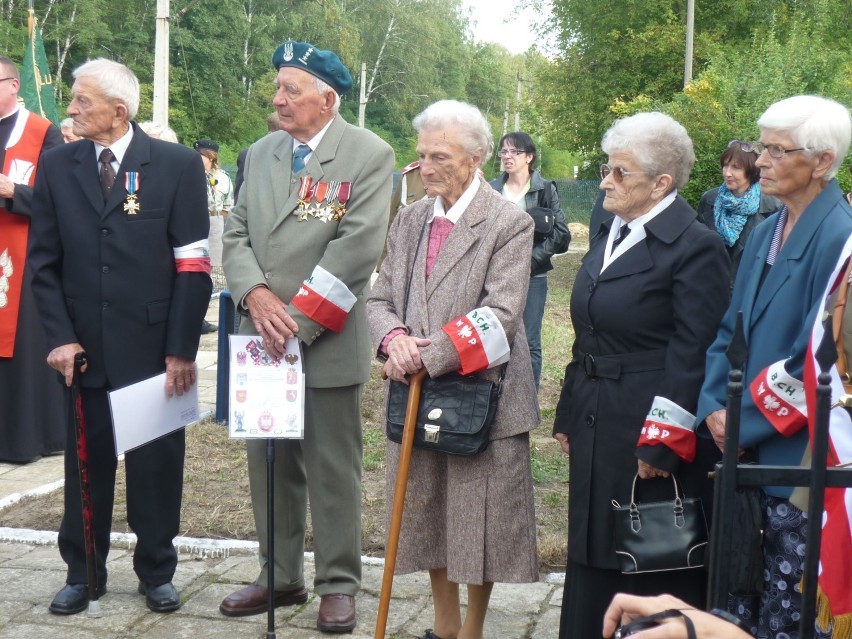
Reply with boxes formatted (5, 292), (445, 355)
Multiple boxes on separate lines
(758, 95), (851, 182)
(73, 58), (140, 120)
(601, 112), (695, 191)
(60, 117), (74, 131)
(314, 77), (341, 114)
(138, 120), (179, 143)
(412, 100), (494, 166)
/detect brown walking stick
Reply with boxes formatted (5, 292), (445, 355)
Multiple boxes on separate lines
(374, 368), (428, 639)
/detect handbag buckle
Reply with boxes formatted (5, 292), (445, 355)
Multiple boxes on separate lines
(629, 503), (641, 532)
(424, 423), (440, 443)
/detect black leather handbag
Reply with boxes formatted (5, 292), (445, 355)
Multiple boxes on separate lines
(612, 473), (709, 574)
(385, 372), (501, 456)
(526, 206), (555, 241)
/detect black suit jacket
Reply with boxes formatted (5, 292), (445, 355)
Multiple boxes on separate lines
(28, 123), (212, 388)
(554, 195), (730, 567)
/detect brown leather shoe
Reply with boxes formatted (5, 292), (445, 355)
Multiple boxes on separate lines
(317, 593), (356, 633)
(219, 583), (308, 617)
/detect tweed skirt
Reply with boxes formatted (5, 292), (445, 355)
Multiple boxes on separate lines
(384, 432), (538, 585)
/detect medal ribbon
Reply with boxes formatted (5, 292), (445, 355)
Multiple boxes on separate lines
(297, 176), (314, 202)
(125, 171), (139, 194)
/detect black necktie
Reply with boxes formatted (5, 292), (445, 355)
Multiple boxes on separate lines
(99, 148), (116, 201)
(611, 224), (631, 255)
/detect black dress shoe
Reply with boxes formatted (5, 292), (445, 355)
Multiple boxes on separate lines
(49, 583), (107, 615)
(420, 630), (444, 639)
(138, 581), (181, 612)
(201, 320), (218, 334)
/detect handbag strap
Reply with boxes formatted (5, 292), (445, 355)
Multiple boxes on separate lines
(630, 472), (683, 504)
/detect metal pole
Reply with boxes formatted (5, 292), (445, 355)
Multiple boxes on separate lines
(153, 0), (170, 126)
(708, 311), (747, 609)
(799, 323), (836, 639)
(266, 438), (276, 638)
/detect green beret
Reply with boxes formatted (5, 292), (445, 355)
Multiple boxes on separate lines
(272, 40), (353, 96)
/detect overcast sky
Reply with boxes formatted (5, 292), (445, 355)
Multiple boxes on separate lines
(462, 0), (540, 55)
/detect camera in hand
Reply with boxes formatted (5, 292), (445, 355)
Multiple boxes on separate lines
(614, 616), (661, 638)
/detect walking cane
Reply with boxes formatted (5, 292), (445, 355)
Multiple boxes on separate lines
(374, 368), (428, 639)
(70, 351), (101, 617)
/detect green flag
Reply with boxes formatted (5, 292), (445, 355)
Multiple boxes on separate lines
(19, 11), (59, 125)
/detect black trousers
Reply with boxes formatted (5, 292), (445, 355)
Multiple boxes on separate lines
(59, 385), (184, 587)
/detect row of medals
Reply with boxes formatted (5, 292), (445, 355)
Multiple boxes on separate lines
(296, 177), (350, 223)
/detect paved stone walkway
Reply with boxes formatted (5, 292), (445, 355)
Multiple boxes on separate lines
(0, 297), (565, 638)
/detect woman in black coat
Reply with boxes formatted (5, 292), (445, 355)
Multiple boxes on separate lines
(553, 112), (730, 639)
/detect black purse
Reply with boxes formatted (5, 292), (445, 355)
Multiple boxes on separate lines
(526, 206), (555, 241)
(612, 473), (709, 574)
(385, 373), (501, 456)
(383, 212), (506, 456)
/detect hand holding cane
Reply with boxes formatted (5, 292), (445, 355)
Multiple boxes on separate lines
(71, 351), (102, 617)
(375, 368), (428, 639)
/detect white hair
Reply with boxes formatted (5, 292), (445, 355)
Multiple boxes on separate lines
(73, 58), (140, 120)
(412, 100), (494, 166)
(601, 112), (695, 190)
(758, 95), (851, 182)
(313, 77), (341, 114)
(139, 120), (179, 143)
(60, 117), (74, 131)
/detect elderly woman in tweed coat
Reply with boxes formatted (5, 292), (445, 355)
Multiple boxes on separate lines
(367, 100), (539, 639)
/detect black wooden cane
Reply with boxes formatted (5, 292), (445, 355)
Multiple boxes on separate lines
(707, 312), (748, 610)
(798, 320), (837, 639)
(266, 437), (276, 638)
(70, 352), (102, 616)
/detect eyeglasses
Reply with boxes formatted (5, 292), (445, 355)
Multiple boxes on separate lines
(0, 77), (17, 83)
(749, 142), (805, 159)
(498, 149), (526, 157)
(600, 164), (647, 183)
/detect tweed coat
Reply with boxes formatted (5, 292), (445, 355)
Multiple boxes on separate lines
(553, 195), (730, 570)
(368, 179), (539, 440)
(367, 180), (540, 583)
(223, 114), (394, 388)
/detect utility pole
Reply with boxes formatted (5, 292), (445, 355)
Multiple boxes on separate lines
(514, 73), (523, 131)
(358, 63), (367, 128)
(683, 0), (694, 87)
(153, 0), (170, 125)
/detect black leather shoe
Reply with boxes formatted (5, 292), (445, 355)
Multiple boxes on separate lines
(138, 581), (181, 612)
(49, 583), (107, 615)
(420, 631), (444, 639)
(201, 320), (218, 334)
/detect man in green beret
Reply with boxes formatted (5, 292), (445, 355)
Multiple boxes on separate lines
(221, 41), (394, 633)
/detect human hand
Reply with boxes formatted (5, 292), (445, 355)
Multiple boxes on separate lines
(602, 593), (751, 639)
(384, 334), (432, 382)
(705, 409), (727, 452)
(554, 432), (570, 454)
(47, 343), (86, 387)
(165, 355), (197, 397)
(246, 287), (299, 359)
(0, 173), (15, 199)
(637, 459), (670, 479)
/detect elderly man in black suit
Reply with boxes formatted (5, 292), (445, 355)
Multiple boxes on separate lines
(28, 58), (212, 616)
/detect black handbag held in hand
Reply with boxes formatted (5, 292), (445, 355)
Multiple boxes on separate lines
(612, 473), (709, 574)
(385, 372), (501, 456)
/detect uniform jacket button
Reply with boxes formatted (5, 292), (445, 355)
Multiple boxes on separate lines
(585, 413), (595, 427)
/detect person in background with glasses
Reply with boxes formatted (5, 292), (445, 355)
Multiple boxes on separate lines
(552, 112), (729, 639)
(697, 95), (852, 638)
(489, 132), (570, 390)
(696, 140), (781, 283)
